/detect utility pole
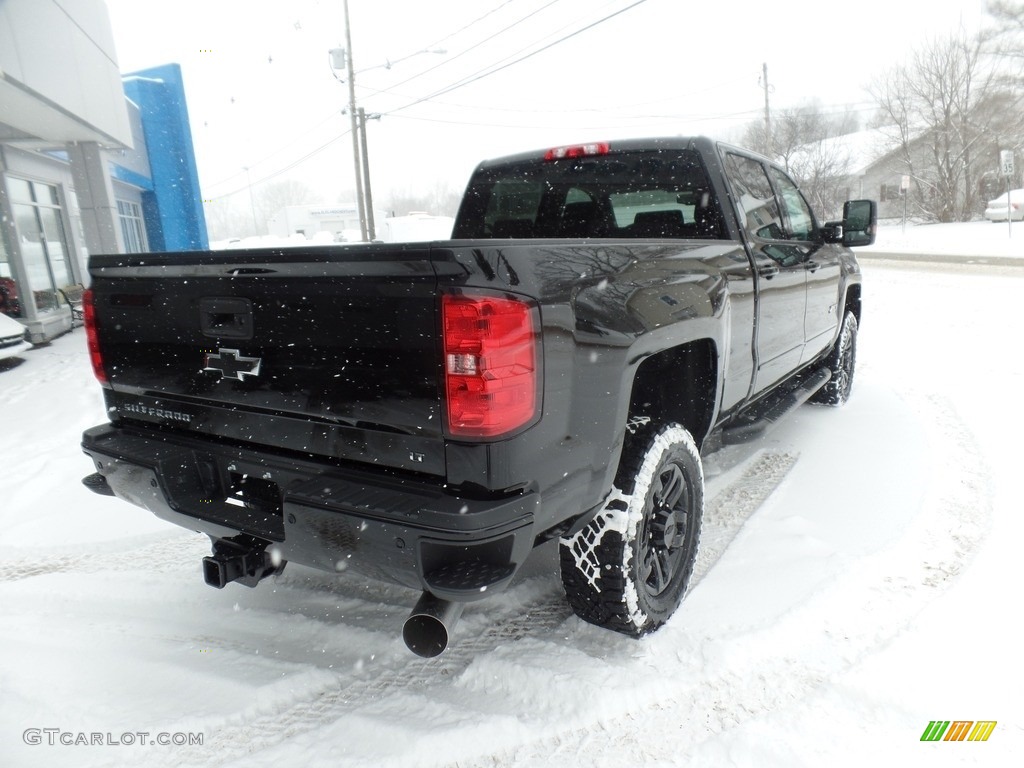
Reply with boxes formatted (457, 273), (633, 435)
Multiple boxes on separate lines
(762, 62), (772, 158)
(342, 0), (368, 241)
(358, 108), (376, 241)
(331, 21), (443, 242)
(243, 166), (258, 235)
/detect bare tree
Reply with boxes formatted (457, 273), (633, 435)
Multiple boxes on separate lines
(742, 101), (856, 219)
(869, 28), (1016, 221)
(204, 197), (257, 241)
(984, 1), (1024, 192)
(204, 180), (324, 240)
(988, 1), (1024, 47)
(255, 179), (319, 231)
(775, 108), (830, 173)
(788, 139), (854, 220)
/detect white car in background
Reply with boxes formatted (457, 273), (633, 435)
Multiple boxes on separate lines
(0, 312), (31, 362)
(984, 188), (1024, 222)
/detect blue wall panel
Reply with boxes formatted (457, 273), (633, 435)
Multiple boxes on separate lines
(122, 64), (208, 251)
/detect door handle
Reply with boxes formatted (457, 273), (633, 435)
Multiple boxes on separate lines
(758, 265), (780, 280)
(200, 297), (254, 340)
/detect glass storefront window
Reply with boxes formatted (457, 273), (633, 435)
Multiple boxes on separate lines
(35, 181), (60, 206)
(117, 199), (148, 253)
(39, 207), (74, 286)
(7, 177), (33, 204)
(4, 177), (73, 315)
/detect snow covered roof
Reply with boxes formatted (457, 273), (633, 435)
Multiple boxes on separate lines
(787, 129), (892, 177)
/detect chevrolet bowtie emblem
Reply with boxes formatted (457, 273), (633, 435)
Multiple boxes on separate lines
(203, 348), (262, 381)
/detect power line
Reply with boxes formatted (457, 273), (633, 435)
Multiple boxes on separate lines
(204, 0), (686, 203)
(204, 1), (554, 197)
(383, 0), (650, 116)
(207, 129), (352, 201)
(385, 105), (768, 131)
(418, 0), (626, 97)
(420, 0), (520, 54)
(356, 74), (756, 117)
(203, 110), (344, 191)
(370, 0), (565, 98)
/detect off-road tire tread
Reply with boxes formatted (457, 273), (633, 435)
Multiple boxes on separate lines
(559, 423), (703, 637)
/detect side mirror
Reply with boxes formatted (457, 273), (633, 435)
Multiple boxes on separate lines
(841, 199), (877, 247)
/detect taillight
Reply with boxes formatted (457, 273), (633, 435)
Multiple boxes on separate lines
(544, 142), (610, 161)
(442, 293), (538, 438)
(82, 289), (108, 385)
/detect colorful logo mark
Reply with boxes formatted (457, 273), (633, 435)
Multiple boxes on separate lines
(921, 721), (997, 742)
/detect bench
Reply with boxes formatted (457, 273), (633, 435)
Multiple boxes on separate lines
(58, 284), (86, 327)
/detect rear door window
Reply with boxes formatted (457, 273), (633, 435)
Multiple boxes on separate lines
(723, 153), (785, 241)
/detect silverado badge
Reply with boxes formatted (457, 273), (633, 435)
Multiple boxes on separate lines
(203, 348), (262, 381)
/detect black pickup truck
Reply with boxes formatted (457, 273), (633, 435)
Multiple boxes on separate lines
(81, 137), (874, 656)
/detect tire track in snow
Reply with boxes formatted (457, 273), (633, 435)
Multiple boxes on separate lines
(75, 449), (796, 768)
(693, 448), (799, 586)
(87, 591), (576, 768)
(0, 534), (210, 582)
(450, 393), (995, 768)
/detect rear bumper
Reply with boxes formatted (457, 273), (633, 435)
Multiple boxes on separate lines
(82, 424), (537, 601)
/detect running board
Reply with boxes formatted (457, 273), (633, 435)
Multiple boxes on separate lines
(721, 368), (831, 445)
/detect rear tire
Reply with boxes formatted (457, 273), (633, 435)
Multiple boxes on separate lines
(812, 311), (857, 406)
(559, 422), (703, 637)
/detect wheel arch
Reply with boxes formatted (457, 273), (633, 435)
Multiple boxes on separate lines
(844, 281), (862, 326)
(627, 338), (718, 449)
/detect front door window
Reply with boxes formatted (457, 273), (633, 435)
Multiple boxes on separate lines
(768, 166), (818, 241)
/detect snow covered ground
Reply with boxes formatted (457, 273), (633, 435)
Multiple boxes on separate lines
(1, 224), (1022, 767)
(863, 219), (1024, 264)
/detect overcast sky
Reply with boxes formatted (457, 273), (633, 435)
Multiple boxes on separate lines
(103, 0), (987, 210)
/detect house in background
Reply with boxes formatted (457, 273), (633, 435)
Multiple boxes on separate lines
(785, 126), (1019, 226)
(835, 130), (1017, 223)
(0, 0), (206, 342)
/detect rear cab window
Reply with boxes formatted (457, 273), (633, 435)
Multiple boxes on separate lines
(453, 148), (726, 240)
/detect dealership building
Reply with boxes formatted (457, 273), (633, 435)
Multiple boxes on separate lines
(0, 0), (206, 342)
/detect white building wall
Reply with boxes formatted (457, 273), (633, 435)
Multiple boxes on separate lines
(0, 0), (132, 147)
(268, 204), (383, 242)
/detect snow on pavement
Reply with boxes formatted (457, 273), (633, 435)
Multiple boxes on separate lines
(863, 219), (1024, 263)
(1, 229), (1021, 767)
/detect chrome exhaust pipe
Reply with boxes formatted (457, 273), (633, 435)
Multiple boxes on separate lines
(402, 592), (465, 658)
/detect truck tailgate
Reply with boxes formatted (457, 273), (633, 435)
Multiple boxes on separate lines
(89, 246), (444, 476)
